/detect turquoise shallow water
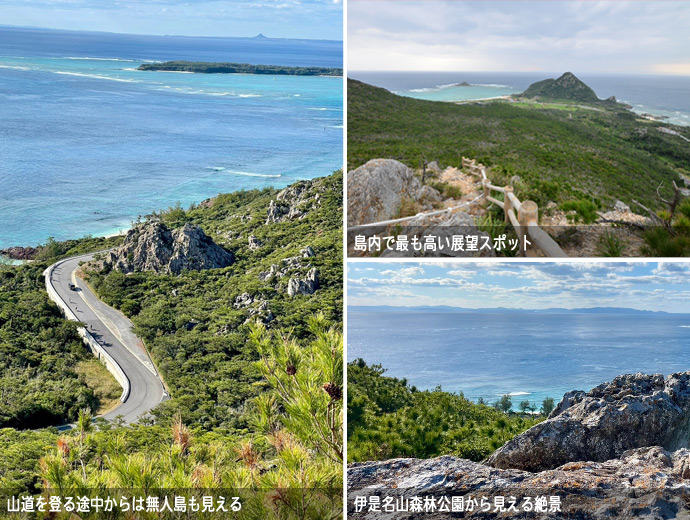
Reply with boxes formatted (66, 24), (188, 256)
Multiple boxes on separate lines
(0, 28), (343, 250)
(352, 71), (690, 126)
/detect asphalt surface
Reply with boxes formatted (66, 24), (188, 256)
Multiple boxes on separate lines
(48, 253), (167, 424)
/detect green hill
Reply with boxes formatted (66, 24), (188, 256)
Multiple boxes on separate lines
(347, 360), (543, 463)
(519, 72), (600, 103)
(0, 172), (343, 514)
(347, 78), (689, 209)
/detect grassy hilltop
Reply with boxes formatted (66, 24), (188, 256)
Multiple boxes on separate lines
(347, 78), (690, 210)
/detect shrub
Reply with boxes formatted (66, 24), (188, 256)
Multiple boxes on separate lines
(560, 199), (598, 224)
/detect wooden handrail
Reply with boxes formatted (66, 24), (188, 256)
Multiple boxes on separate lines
(461, 156), (567, 257)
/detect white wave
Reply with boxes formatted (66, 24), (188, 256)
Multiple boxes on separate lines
(226, 170), (281, 178)
(0, 65), (31, 71)
(476, 83), (511, 88)
(52, 71), (138, 83)
(238, 93), (261, 98)
(680, 325), (690, 328)
(64, 57), (137, 62)
(507, 391), (531, 396)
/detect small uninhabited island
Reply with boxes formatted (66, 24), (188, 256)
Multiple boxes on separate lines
(138, 60), (343, 76)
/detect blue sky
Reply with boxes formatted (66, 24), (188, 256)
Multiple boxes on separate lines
(348, 262), (690, 313)
(349, 1), (690, 74)
(0, 0), (342, 40)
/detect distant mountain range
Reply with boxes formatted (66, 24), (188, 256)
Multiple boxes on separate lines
(348, 305), (685, 316)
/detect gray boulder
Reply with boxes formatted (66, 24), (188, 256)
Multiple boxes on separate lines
(487, 372), (690, 472)
(348, 448), (690, 519)
(287, 268), (319, 297)
(347, 159), (440, 226)
(248, 235), (262, 250)
(101, 221), (233, 275)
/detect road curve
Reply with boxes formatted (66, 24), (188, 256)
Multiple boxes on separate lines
(46, 253), (168, 424)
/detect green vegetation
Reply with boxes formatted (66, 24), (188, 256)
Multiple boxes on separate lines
(347, 78), (689, 211)
(519, 72), (601, 104)
(33, 320), (343, 519)
(0, 172), (344, 517)
(347, 360), (543, 463)
(428, 180), (463, 199)
(560, 199), (598, 224)
(597, 230), (628, 257)
(0, 263), (108, 429)
(138, 61), (342, 77)
(642, 197), (690, 256)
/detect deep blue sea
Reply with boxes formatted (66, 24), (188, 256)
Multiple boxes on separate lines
(0, 27), (343, 250)
(347, 309), (690, 411)
(349, 71), (690, 127)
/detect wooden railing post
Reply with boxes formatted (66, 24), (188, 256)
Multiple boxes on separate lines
(504, 185), (513, 224)
(518, 200), (538, 257)
(482, 179), (489, 205)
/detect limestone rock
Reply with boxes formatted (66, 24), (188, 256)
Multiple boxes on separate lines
(266, 179), (323, 224)
(233, 292), (253, 309)
(348, 448), (690, 519)
(248, 235), (262, 250)
(426, 161), (442, 174)
(287, 268), (319, 297)
(487, 372), (690, 472)
(347, 159), (441, 226)
(100, 221), (233, 275)
(301, 246), (315, 258)
(614, 200), (630, 213)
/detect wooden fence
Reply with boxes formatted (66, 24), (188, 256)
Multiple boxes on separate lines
(462, 157), (566, 257)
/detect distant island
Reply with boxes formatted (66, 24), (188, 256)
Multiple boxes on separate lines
(138, 60), (343, 76)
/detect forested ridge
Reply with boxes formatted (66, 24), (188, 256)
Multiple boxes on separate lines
(0, 171), (344, 518)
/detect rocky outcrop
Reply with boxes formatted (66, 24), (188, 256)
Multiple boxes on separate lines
(0, 246), (38, 260)
(287, 268), (319, 297)
(348, 448), (690, 519)
(488, 372), (690, 472)
(232, 292), (274, 324)
(258, 248), (316, 282)
(265, 180), (324, 224)
(100, 221), (233, 275)
(247, 235), (262, 250)
(347, 159), (441, 226)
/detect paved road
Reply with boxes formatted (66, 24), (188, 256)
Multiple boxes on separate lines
(47, 253), (167, 424)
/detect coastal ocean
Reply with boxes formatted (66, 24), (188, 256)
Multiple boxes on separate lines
(0, 27), (343, 250)
(347, 309), (690, 411)
(349, 71), (690, 127)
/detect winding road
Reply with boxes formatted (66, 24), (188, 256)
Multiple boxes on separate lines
(45, 253), (168, 424)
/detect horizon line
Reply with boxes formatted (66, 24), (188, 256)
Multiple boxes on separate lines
(348, 304), (688, 314)
(0, 24), (343, 44)
(348, 69), (690, 77)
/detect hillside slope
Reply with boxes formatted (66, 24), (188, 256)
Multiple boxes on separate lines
(348, 78), (689, 209)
